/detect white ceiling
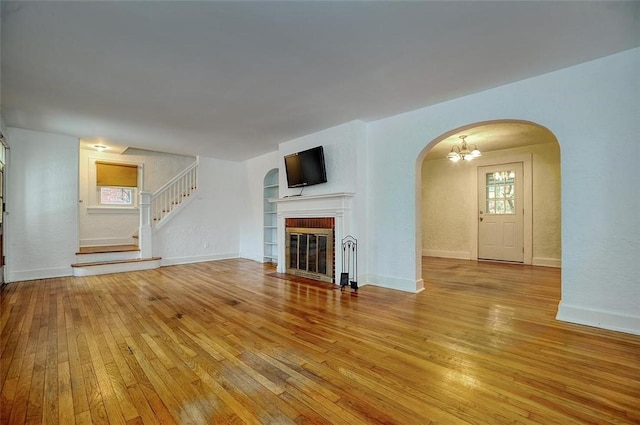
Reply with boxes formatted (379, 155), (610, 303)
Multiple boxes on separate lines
(1, 1), (638, 161)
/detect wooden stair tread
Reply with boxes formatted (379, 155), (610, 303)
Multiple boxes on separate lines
(77, 244), (139, 255)
(71, 257), (161, 268)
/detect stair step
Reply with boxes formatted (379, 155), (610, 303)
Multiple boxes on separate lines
(77, 244), (139, 255)
(71, 257), (162, 277)
(76, 245), (141, 264)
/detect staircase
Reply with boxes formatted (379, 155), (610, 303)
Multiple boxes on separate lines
(151, 161), (198, 227)
(72, 160), (199, 277)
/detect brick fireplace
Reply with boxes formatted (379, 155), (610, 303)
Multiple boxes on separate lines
(268, 193), (354, 284)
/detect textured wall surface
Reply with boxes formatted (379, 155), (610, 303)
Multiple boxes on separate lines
(422, 158), (475, 255)
(366, 47), (639, 332)
(6, 128), (79, 281)
(153, 156), (247, 265)
(239, 150), (279, 262)
(278, 120), (364, 198)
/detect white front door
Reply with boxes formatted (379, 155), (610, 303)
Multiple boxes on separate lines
(478, 163), (524, 262)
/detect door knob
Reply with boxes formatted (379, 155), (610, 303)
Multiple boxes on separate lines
(479, 217), (483, 222)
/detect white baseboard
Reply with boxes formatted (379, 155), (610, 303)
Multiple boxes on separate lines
(7, 266), (73, 283)
(532, 257), (562, 268)
(80, 237), (136, 247)
(423, 249), (471, 260)
(361, 274), (423, 293)
(557, 302), (640, 336)
(241, 254), (270, 264)
(160, 252), (239, 267)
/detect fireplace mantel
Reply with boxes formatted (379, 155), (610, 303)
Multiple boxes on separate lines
(268, 193), (355, 279)
(268, 192), (354, 215)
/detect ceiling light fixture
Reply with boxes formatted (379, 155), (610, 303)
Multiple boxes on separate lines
(94, 144), (107, 152)
(446, 135), (481, 162)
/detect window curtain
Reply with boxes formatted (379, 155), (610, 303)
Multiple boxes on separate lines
(96, 161), (138, 187)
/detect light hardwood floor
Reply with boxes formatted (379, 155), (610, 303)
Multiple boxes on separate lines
(1, 258), (639, 424)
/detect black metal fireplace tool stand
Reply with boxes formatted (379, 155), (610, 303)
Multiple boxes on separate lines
(340, 235), (358, 293)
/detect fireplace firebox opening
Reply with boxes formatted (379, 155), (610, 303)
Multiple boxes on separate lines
(285, 218), (335, 283)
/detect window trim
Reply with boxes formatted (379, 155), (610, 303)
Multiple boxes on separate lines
(87, 206), (139, 214)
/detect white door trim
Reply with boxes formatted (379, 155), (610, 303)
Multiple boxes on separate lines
(470, 153), (532, 264)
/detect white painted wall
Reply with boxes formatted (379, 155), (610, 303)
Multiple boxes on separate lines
(154, 156), (248, 265)
(422, 142), (561, 265)
(278, 120), (365, 198)
(366, 47), (639, 333)
(276, 120), (369, 278)
(78, 147), (195, 246)
(6, 128), (79, 281)
(239, 150), (279, 262)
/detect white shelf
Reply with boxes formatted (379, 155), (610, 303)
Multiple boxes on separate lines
(264, 170), (279, 262)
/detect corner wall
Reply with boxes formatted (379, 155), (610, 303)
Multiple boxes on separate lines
(154, 156), (248, 266)
(240, 150), (279, 263)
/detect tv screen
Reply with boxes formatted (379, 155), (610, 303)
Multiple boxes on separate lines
(284, 146), (327, 188)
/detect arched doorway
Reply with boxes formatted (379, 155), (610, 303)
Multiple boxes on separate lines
(417, 120), (561, 280)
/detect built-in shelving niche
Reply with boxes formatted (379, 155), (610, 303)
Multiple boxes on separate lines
(263, 169), (279, 263)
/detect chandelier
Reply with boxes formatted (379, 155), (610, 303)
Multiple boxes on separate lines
(447, 135), (481, 162)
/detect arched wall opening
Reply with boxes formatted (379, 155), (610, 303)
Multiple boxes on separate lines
(415, 119), (561, 289)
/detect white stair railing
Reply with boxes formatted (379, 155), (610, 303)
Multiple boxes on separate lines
(150, 161), (199, 227)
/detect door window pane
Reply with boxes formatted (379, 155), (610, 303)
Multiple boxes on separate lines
(486, 171), (516, 214)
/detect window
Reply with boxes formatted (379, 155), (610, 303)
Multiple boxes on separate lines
(91, 160), (139, 210)
(486, 170), (516, 214)
(100, 187), (133, 206)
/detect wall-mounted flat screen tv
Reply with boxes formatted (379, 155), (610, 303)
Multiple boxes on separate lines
(284, 146), (327, 188)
